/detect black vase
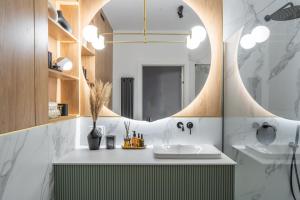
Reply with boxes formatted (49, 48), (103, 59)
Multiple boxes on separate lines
(87, 122), (102, 150)
(57, 10), (73, 33)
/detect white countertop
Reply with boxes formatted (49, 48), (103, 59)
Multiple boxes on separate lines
(54, 147), (236, 165)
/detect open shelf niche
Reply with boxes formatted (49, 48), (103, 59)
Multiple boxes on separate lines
(48, 1), (80, 122)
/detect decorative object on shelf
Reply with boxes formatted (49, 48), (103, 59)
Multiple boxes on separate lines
(48, 51), (52, 68)
(48, 102), (61, 119)
(48, 0), (58, 21)
(106, 135), (115, 149)
(58, 104), (68, 116)
(53, 57), (73, 71)
(82, 66), (88, 81)
(57, 10), (73, 33)
(88, 80), (112, 150)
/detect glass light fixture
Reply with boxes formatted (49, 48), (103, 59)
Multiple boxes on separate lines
(186, 35), (201, 50)
(186, 25), (206, 50)
(83, 25), (98, 43)
(92, 35), (105, 50)
(191, 26), (207, 42)
(240, 34), (256, 49)
(251, 25), (270, 43)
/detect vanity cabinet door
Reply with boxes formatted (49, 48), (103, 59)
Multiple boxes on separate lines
(0, 0), (48, 133)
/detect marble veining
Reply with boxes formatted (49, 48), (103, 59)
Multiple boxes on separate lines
(0, 119), (77, 200)
(236, 0), (300, 120)
(224, 0), (300, 198)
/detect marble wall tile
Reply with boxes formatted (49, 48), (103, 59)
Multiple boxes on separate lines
(79, 117), (222, 149)
(0, 118), (78, 200)
(224, 0), (300, 199)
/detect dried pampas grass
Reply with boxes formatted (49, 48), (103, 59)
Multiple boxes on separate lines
(89, 80), (112, 122)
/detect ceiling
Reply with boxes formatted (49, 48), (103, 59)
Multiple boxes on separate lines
(102, 0), (203, 32)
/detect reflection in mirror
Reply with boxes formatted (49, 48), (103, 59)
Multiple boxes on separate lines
(86, 0), (211, 121)
(238, 0), (300, 121)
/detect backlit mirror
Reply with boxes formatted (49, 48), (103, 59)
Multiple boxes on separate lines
(238, 1), (300, 120)
(86, 0), (211, 121)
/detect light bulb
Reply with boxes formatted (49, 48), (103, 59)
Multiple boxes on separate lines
(83, 25), (98, 43)
(92, 35), (105, 50)
(186, 35), (201, 50)
(186, 25), (206, 49)
(251, 25), (270, 43)
(191, 26), (207, 42)
(240, 34), (256, 49)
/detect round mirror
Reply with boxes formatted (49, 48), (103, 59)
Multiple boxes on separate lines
(86, 0), (211, 121)
(238, 1), (300, 121)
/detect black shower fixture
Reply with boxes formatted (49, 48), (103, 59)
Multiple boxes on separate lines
(265, 2), (300, 22)
(177, 5), (184, 18)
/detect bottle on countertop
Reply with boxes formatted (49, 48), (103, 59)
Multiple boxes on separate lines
(131, 131), (137, 147)
(137, 133), (141, 147)
(140, 134), (144, 148)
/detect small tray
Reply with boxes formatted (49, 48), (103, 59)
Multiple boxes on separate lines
(122, 145), (146, 150)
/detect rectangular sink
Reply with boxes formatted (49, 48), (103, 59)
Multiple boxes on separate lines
(153, 144), (221, 159)
(246, 144), (296, 160)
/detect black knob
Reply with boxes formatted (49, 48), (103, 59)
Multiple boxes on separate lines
(187, 122), (193, 135)
(177, 122), (184, 131)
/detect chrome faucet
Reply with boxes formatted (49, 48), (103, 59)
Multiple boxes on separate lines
(289, 125), (300, 152)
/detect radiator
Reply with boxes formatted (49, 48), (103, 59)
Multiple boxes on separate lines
(54, 165), (234, 200)
(121, 77), (134, 119)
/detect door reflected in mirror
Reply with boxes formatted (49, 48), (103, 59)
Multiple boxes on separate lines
(87, 0), (211, 121)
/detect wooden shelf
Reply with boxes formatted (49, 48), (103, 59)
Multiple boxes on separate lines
(81, 45), (95, 56)
(48, 17), (78, 43)
(48, 114), (79, 123)
(48, 69), (79, 80)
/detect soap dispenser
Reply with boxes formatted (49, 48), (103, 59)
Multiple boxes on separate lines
(131, 131), (137, 147)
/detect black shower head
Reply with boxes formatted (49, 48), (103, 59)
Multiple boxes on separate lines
(177, 5), (184, 18)
(265, 2), (300, 22)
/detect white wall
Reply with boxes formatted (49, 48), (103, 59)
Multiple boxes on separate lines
(112, 34), (210, 120)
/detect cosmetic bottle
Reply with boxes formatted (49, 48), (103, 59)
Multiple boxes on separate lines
(137, 133), (141, 147)
(131, 131), (137, 147)
(140, 134), (144, 147)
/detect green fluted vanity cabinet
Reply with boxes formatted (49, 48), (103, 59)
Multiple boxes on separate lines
(54, 150), (235, 200)
(54, 164), (234, 200)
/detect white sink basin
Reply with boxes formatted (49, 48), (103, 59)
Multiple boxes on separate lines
(153, 144), (221, 159)
(246, 144), (296, 160)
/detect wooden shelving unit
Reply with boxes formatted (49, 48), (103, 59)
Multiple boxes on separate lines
(81, 44), (95, 56)
(48, 69), (79, 80)
(48, 1), (80, 123)
(48, 17), (77, 43)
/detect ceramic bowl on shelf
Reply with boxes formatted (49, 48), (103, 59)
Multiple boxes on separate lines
(48, 1), (58, 21)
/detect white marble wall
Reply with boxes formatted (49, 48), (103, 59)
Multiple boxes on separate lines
(224, 0), (300, 199)
(79, 117), (222, 149)
(234, 147), (300, 200)
(0, 118), (78, 200)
